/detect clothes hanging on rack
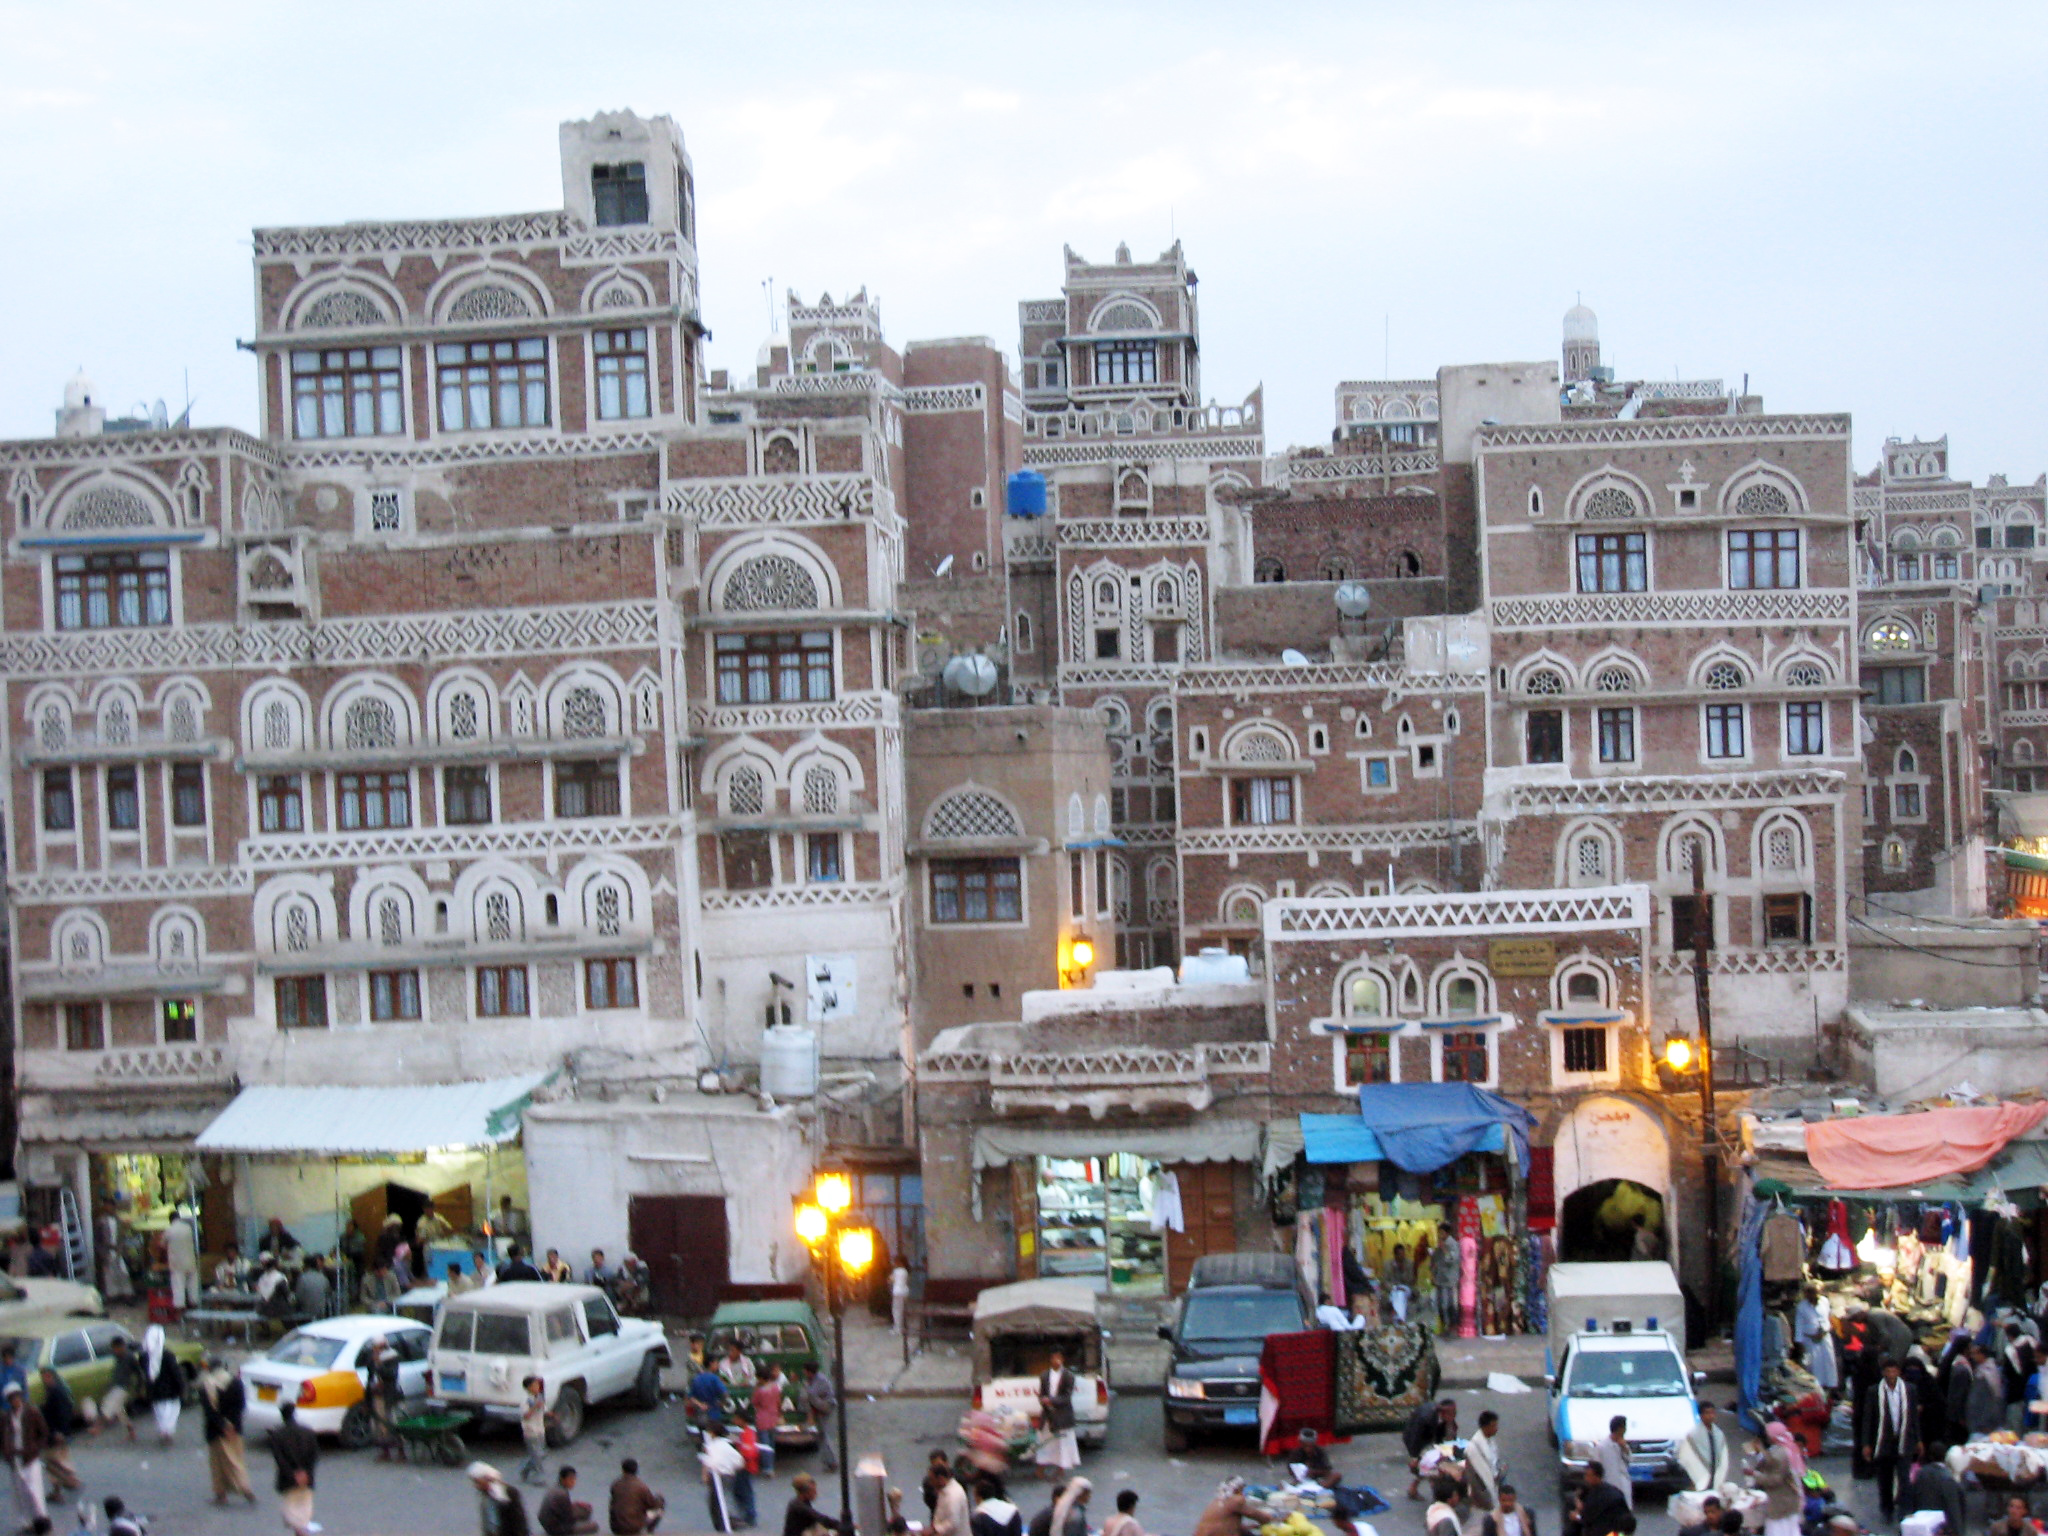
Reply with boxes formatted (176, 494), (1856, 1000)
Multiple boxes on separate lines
(1761, 1206), (1808, 1281)
(1458, 1231), (1480, 1338)
(1817, 1199), (1855, 1271)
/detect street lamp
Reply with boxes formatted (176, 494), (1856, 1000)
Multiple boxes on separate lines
(795, 1170), (875, 1526)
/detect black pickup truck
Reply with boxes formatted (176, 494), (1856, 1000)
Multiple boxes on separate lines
(1158, 1253), (1311, 1453)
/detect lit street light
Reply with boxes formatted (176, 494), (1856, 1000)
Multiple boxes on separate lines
(795, 1170), (875, 1525)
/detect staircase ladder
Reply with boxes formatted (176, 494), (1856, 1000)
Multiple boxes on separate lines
(57, 1187), (89, 1284)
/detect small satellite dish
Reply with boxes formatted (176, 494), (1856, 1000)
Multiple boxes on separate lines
(942, 653), (1000, 697)
(1334, 582), (1373, 618)
(1281, 648), (1311, 667)
(933, 554), (955, 578)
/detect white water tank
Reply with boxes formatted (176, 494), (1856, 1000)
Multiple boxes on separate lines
(760, 1025), (819, 1098)
(1180, 947), (1251, 986)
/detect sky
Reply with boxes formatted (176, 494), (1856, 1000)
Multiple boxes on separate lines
(2, 1), (2043, 479)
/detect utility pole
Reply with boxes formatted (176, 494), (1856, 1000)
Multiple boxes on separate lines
(1689, 845), (1721, 1332)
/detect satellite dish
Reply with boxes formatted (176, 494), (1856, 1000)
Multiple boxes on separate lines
(1281, 649), (1311, 667)
(942, 653), (1000, 697)
(933, 554), (955, 578)
(1334, 582), (1373, 618)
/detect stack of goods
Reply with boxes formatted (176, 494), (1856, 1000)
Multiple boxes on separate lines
(1946, 1433), (2048, 1482)
(958, 1407), (1035, 1467)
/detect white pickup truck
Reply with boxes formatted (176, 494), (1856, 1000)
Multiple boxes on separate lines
(429, 1282), (670, 1444)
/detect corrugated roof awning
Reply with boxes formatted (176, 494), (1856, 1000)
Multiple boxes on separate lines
(195, 1073), (553, 1157)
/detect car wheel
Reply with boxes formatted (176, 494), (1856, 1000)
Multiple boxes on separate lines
(634, 1354), (662, 1411)
(548, 1384), (585, 1446)
(340, 1403), (374, 1451)
(1163, 1422), (1189, 1455)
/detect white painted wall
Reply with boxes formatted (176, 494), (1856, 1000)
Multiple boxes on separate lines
(523, 1095), (813, 1286)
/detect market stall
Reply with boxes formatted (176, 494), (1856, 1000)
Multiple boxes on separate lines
(1277, 1085), (1546, 1336)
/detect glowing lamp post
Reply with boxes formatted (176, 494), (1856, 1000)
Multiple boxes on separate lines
(795, 1170), (874, 1524)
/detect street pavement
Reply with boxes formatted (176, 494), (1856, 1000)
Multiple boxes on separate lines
(31, 1383), (1905, 1536)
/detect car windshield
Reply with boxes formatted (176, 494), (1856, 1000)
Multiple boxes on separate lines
(264, 1332), (345, 1371)
(1568, 1349), (1690, 1398)
(1180, 1291), (1302, 1343)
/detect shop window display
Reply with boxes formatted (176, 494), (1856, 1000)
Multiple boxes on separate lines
(1034, 1155), (1166, 1293)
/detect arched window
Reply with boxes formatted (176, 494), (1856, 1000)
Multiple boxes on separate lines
(726, 764), (765, 817)
(101, 694), (133, 746)
(164, 690), (202, 743)
(1576, 835), (1608, 883)
(483, 891), (514, 944)
(1735, 482), (1793, 519)
(1562, 969), (1606, 1006)
(560, 685), (608, 739)
(1253, 557), (1285, 583)
(344, 696), (398, 751)
(801, 762), (842, 816)
(927, 787), (1022, 840)
(1344, 972), (1386, 1018)
(377, 894), (405, 947)
(594, 883), (622, 937)
(1783, 661), (1828, 687)
(1897, 747), (1917, 775)
(1593, 665), (1639, 693)
(1882, 837), (1907, 871)
(1523, 667), (1566, 696)
(762, 437), (800, 475)
(1867, 618), (1916, 652)
(37, 700), (68, 752)
(721, 551), (819, 611)
(1703, 661), (1747, 690)
(1014, 612), (1032, 653)
(262, 699), (294, 752)
(448, 691), (480, 740)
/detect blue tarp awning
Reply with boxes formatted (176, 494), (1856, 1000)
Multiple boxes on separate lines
(1301, 1084), (1538, 1173)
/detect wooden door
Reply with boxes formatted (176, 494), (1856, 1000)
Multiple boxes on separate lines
(629, 1195), (728, 1318)
(351, 1184), (389, 1248)
(1165, 1163), (1238, 1293)
(199, 1159), (236, 1263)
(435, 1184), (474, 1233)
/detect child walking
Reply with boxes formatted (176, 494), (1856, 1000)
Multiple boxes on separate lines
(519, 1376), (550, 1485)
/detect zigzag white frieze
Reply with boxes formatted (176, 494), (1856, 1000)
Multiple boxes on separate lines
(254, 212), (573, 257)
(1491, 590), (1852, 629)
(1178, 821), (1478, 855)
(1058, 517), (1211, 547)
(1508, 770), (1846, 812)
(687, 693), (894, 732)
(698, 879), (902, 914)
(10, 867), (255, 902)
(283, 431), (664, 473)
(664, 475), (877, 526)
(1650, 946), (1847, 977)
(1474, 414), (1851, 449)
(901, 384), (987, 414)
(237, 817), (683, 868)
(1024, 437), (1265, 468)
(0, 602), (662, 676)
(1268, 884), (1651, 939)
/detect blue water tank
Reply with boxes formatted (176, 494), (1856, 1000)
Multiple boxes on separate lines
(1006, 469), (1048, 518)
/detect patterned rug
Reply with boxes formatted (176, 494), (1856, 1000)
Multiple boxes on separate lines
(1333, 1321), (1440, 1432)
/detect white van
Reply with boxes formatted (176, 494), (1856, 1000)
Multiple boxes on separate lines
(1546, 1262), (1701, 1494)
(429, 1282), (669, 1445)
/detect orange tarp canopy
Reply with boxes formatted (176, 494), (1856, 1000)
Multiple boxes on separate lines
(1805, 1102), (2048, 1191)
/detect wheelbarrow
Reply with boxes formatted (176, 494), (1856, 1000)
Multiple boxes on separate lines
(393, 1408), (471, 1466)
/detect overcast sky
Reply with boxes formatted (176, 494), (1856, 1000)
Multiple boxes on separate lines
(3, 2), (2041, 479)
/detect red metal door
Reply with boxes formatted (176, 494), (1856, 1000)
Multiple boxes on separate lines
(629, 1195), (728, 1318)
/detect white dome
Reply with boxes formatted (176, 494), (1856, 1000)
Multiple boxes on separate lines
(1563, 304), (1599, 344)
(63, 369), (94, 409)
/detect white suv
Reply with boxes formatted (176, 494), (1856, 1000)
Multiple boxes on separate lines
(429, 1282), (669, 1444)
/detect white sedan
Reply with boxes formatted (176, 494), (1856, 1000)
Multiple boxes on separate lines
(241, 1316), (432, 1446)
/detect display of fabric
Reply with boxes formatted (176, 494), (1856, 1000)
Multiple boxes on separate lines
(1333, 1322), (1436, 1432)
(1805, 1103), (2048, 1190)
(1258, 1328), (1336, 1454)
(1525, 1232), (1549, 1335)
(1761, 1209), (1807, 1281)
(1458, 1232), (1479, 1339)
(1736, 1196), (1769, 1431)
(1818, 1200), (1855, 1272)
(1431, 1229), (1460, 1336)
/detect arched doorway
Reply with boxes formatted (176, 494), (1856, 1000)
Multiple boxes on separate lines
(1551, 1094), (1675, 1265)
(1558, 1177), (1665, 1263)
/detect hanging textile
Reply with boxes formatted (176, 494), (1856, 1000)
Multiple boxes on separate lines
(1458, 1231), (1479, 1339)
(1322, 1207), (1347, 1308)
(1525, 1231), (1550, 1335)
(1432, 1227), (1461, 1337)
(1257, 1328), (1336, 1453)
(1332, 1322), (1435, 1432)
(1526, 1145), (1555, 1227)
(1760, 1208), (1806, 1282)
(1817, 1200), (1855, 1271)
(1735, 1196), (1769, 1431)
(1150, 1170), (1185, 1234)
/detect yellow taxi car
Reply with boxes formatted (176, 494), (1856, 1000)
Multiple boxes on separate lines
(239, 1315), (431, 1446)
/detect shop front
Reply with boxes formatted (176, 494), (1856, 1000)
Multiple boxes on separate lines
(971, 1123), (1263, 1296)
(193, 1073), (551, 1278)
(1287, 1084), (1544, 1335)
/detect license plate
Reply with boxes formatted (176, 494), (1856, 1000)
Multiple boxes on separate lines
(439, 1374), (466, 1394)
(256, 1385), (277, 1403)
(1629, 1468), (1654, 1482)
(1223, 1406), (1257, 1426)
